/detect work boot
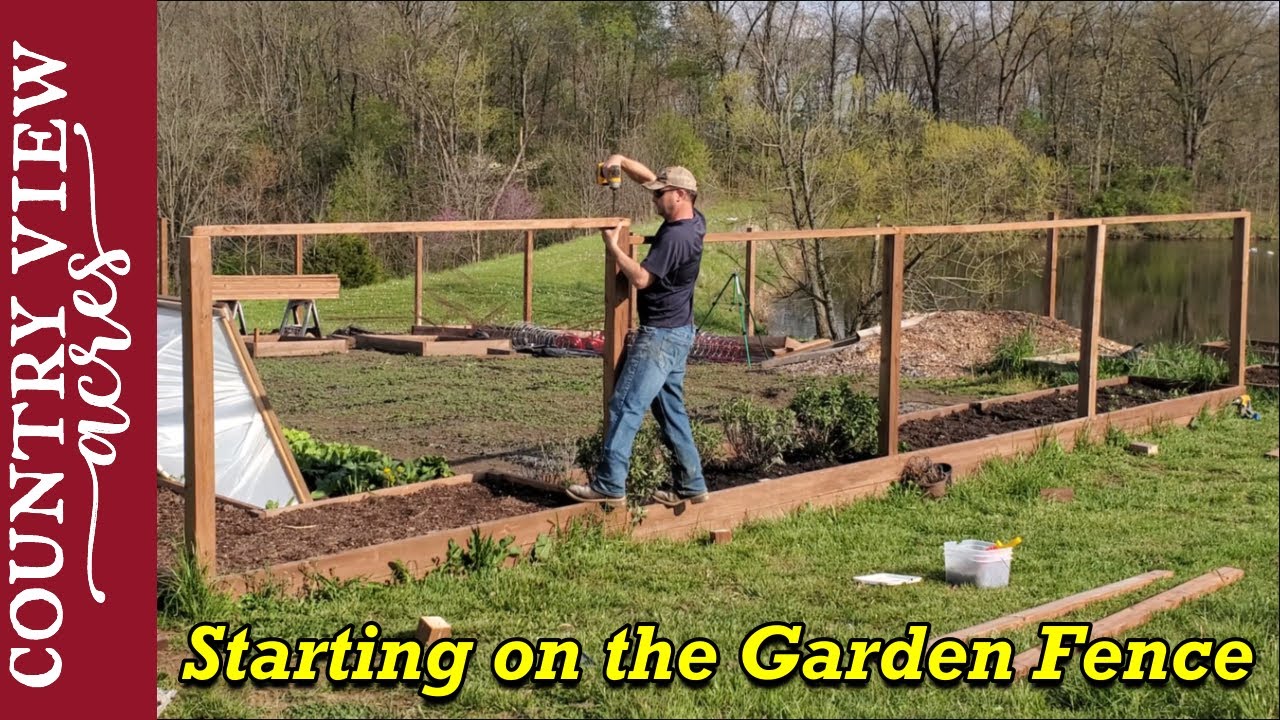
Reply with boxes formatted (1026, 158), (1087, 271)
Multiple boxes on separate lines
(651, 489), (709, 508)
(566, 484), (624, 507)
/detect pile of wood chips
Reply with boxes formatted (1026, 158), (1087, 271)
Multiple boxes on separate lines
(776, 310), (1130, 379)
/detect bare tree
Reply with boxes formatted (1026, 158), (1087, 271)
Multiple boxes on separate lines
(1146, 0), (1273, 181)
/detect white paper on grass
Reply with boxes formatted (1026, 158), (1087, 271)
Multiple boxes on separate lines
(156, 303), (302, 509)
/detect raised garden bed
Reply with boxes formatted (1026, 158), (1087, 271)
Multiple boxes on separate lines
(157, 474), (569, 576)
(899, 380), (1180, 450)
(1245, 364), (1278, 389)
(159, 379), (1238, 595)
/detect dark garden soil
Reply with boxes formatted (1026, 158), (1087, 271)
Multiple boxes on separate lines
(156, 476), (570, 576)
(898, 382), (1179, 451)
(1246, 365), (1278, 388)
(157, 380), (1184, 578)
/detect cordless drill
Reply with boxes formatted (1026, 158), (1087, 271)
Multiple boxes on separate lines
(597, 162), (622, 214)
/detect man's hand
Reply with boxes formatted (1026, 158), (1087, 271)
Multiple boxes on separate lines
(602, 223), (621, 249)
(603, 223), (652, 289)
(599, 154), (656, 185)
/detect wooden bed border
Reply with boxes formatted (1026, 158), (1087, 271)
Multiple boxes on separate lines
(212, 383), (1240, 596)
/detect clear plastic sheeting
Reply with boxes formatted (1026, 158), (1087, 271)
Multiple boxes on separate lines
(156, 304), (303, 509)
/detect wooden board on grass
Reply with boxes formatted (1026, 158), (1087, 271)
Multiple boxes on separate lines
(355, 334), (513, 357)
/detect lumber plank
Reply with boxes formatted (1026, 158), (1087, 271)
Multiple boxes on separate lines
(195, 217), (631, 237)
(182, 236), (217, 573)
(878, 232), (905, 456)
(1228, 216), (1250, 386)
(602, 232), (633, 427)
(1011, 567), (1245, 680)
(1043, 211), (1059, 319)
(264, 474), (479, 517)
(220, 308), (312, 505)
(1078, 225), (1106, 418)
(354, 334), (511, 357)
(242, 338), (348, 358)
(210, 274), (341, 300)
(929, 570), (1174, 646)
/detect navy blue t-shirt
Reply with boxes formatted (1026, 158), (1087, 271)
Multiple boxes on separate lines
(638, 210), (705, 328)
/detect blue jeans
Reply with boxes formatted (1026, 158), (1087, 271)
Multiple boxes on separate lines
(593, 324), (707, 499)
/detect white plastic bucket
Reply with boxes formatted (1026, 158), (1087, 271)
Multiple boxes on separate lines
(944, 539), (1014, 588)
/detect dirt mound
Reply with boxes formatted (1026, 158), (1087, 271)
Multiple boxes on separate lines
(775, 310), (1130, 379)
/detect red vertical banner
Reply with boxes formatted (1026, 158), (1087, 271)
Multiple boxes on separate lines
(4, 1), (157, 717)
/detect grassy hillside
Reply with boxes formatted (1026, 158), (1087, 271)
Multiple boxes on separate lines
(240, 200), (787, 338)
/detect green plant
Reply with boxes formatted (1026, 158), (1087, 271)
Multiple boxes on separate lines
(574, 417), (718, 516)
(719, 397), (798, 470)
(157, 543), (234, 622)
(985, 325), (1038, 376)
(788, 379), (879, 460)
(442, 528), (521, 576)
(306, 235), (384, 289)
(1105, 425), (1131, 449)
(284, 428), (452, 499)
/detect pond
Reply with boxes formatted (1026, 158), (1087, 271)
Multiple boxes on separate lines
(763, 237), (1280, 347)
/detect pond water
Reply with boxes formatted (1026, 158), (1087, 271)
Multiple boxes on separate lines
(764, 237), (1280, 347)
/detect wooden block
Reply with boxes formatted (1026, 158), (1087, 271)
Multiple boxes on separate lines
(1127, 442), (1158, 456)
(1040, 487), (1074, 503)
(416, 616), (451, 645)
(711, 529), (732, 544)
(1266, 448), (1279, 460)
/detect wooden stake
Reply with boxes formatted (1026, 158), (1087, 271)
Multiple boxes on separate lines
(1012, 567), (1244, 680)
(523, 229), (534, 324)
(1043, 210), (1058, 319)
(1228, 214), (1250, 386)
(1078, 224), (1106, 418)
(181, 235), (216, 574)
(416, 616), (452, 645)
(878, 232), (905, 456)
(930, 570), (1173, 646)
(294, 235), (303, 275)
(414, 235), (424, 326)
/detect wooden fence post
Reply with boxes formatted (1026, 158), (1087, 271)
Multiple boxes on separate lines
(159, 215), (170, 296)
(878, 232), (905, 456)
(294, 235), (304, 275)
(1044, 210), (1059, 319)
(1228, 213), (1251, 386)
(602, 226), (634, 430)
(181, 235), (216, 574)
(1078, 224), (1106, 418)
(745, 231), (757, 336)
(414, 235), (424, 327)
(524, 229), (534, 324)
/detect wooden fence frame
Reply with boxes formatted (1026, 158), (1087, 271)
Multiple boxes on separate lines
(182, 218), (628, 574)
(608, 210), (1252, 456)
(180, 209), (1252, 580)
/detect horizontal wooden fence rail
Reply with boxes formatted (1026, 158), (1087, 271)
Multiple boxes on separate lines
(192, 217), (630, 238)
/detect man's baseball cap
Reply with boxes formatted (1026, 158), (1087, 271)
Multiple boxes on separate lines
(643, 166), (698, 193)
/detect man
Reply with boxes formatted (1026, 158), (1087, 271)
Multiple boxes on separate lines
(566, 155), (709, 508)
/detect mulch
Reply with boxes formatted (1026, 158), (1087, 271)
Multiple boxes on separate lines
(156, 477), (569, 576)
(776, 310), (1130, 379)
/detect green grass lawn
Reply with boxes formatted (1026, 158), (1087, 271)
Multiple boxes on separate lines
(239, 200), (788, 338)
(158, 394), (1279, 718)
